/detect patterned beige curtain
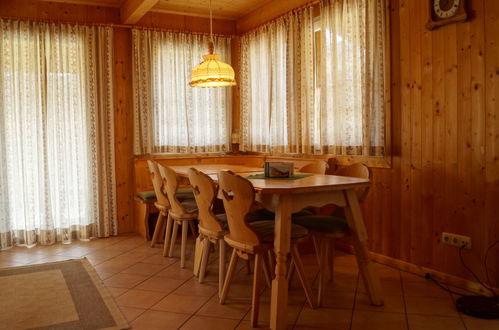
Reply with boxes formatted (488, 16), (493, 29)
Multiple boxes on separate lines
(0, 20), (117, 249)
(239, 7), (315, 153)
(318, 0), (386, 156)
(132, 29), (232, 154)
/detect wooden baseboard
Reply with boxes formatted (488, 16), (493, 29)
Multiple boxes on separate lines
(336, 242), (497, 297)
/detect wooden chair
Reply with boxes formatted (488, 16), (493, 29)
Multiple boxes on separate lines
(147, 160), (171, 247)
(157, 164), (198, 268)
(135, 190), (157, 240)
(292, 163), (371, 307)
(299, 161), (328, 174)
(187, 167), (227, 297)
(218, 170), (316, 327)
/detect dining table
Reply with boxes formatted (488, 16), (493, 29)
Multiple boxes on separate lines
(169, 164), (384, 330)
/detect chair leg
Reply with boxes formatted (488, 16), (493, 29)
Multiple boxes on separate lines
(168, 220), (179, 257)
(291, 244), (316, 309)
(251, 253), (263, 328)
(143, 203), (151, 241)
(151, 212), (165, 248)
(199, 237), (210, 283)
(163, 214), (173, 257)
(220, 248), (238, 304)
(189, 220), (198, 237)
(218, 239), (226, 299)
(312, 235), (321, 267)
(180, 221), (188, 268)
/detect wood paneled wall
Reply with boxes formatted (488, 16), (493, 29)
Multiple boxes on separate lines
(1, 0), (497, 288)
(363, 0), (499, 287)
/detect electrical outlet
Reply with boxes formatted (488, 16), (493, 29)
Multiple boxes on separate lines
(441, 232), (472, 249)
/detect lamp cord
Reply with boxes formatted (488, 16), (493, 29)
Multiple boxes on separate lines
(209, 0), (213, 43)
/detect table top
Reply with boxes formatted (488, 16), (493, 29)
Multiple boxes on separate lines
(169, 164), (370, 194)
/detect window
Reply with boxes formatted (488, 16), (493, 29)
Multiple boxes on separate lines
(0, 20), (116, 249)
(239, 0), (388, 157)
(133, 30), (232, 154)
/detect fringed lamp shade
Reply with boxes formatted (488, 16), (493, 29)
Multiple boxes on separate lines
(190, 42), (236, 87)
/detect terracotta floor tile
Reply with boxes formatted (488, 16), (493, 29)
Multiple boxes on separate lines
(461, 315), (499, 330)
(141, 254), (179, 266)
(405, 296), (460, 317)
(134, 275), (186, 293)
(106, 286), (128, 298)
(243, 301), (303, 326)
(403, 280), (452, 298)
(235, 320), (272, 330)
(152, 294), (211, 314)
(94, 260), (134, 275)
(116, 289), (167, 309)
(355, 293), (405, 313)
(374, 264), (402, 281)
(197, 295), (251, 320)
(173, 278), (219, 297)
(351, 310), (408, 330)
(358, 278), (403, 296)
(296, 307), (352, 329)
(103, 273), (150, 288)
(120, 262), (167, 276)
(314, 273), (358, 293)
(130, 310), (191, 330)
(118, 306), (146, 322)
(320, 290), (356, 309)
(180, 315), (240, 330)
(156, 265), (195, 280)
(407, 314), (466, 330)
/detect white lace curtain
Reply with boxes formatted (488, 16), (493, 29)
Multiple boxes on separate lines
(239, 7), (315, 153)
(0, 20), (117, 249)
(318, 0), (386, 156)
(239, 0), (386, 156)
(133, 29), (232, 154)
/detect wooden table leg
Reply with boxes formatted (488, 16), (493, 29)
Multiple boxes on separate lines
(270, 194), (292, 330)
(344, 189), (384, 306)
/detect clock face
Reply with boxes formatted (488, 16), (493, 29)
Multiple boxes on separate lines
(433, 0), (461, 19)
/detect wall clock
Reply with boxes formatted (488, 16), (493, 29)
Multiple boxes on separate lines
(426, 0), (469, 30)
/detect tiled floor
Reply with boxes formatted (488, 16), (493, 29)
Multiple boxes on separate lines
(1, 234), (498, 330)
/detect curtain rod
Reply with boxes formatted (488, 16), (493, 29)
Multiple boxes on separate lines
(239, 0), (320, 35)
(0, 15), (234, 38)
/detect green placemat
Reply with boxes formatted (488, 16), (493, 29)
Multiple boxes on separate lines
(246, 173), (313, 180)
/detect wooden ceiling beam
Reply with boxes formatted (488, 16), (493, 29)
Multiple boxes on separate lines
(120, 0), (159, 24)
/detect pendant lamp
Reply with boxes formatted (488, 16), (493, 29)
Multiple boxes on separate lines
(189, 0), (236, 87)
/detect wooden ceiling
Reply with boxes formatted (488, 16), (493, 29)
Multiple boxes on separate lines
(41, 0), (275, 22)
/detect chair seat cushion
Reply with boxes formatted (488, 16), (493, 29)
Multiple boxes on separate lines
(248, 220), (308, 243)
(176, 188), (195, 201)
(137, 190), (156, 201)
(292, 215), (349, 233)
(180, 199), (198, 213)
(215, 213), (228, 229)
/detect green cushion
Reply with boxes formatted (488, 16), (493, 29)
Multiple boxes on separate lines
(248, 220), (308, 243)
(247, 208), (275, 222)
(137, 190), (156, 201)
(176, 188), (194, 201)
(292, 215), (349, 233)
(215, 213), (228, 229)
(180, 199), (198, 213)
